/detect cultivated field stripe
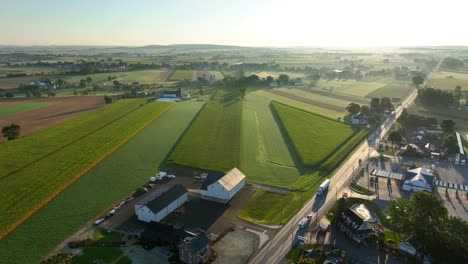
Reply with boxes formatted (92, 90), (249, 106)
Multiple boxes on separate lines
(0, 101), (144, 181)
(297, 87), (370, 104)
(265, 89), (344, 112)
(0, 102), (174, 240)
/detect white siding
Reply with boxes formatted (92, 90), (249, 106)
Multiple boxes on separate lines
(135, 193), (188, 223)
(202, 178), (245, 203)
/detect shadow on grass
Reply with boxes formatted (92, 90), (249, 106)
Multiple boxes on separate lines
(158, 102), (207, 170)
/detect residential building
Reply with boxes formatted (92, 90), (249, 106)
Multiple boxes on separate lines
(337, 203), (377, 243)
(200, 168), (246, 203)
(179, 233), (211, 264)
(135, 184), (188, 222)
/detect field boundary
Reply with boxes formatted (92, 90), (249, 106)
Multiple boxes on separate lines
(0, 102), (143, 181)
(0, 103), (175, 240)
(271, 100), (343, 123)
(298, 87), (370, 104)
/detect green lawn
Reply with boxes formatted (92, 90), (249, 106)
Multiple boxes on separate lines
(93, 229), (122, 242)
(73, 248), (130, 264)
(0, 101), (203, 263)
(169, 88), (242, 171)
(0, 101), (173, 238)
(366, 84), (412, 99)
(238, 190), (302, 225)
(0, 101), (54, 117)
(170, 70), (194, 80)
(272, 102), (356, 167)
(409, 102), (468, 132)
(254, 90), (344, 119)
(0, 99), (144, 179)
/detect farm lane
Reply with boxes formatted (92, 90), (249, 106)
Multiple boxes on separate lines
(249, 57), (444, 264)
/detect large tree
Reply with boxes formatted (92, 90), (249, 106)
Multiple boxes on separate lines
(346, 103), (361, 115)
(388, 131), (402, 147)
(440, 119), (456, 133)
(2, 124), (21, 141)
(412, 74), (425, 87)
(277, 74), (290, 84)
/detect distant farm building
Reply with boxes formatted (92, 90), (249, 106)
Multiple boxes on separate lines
(351, 112), (366, 125)
(269, 81), (278, 87)
(201, 168), (246, 203)
(135, 184), (188, 222)
(402, 167), (434, 192)
(156, 88), (185, 102)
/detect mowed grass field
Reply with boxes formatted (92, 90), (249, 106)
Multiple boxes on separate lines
(241, 92), (303, 188)
(0, 101), (54, 118)
(275, 87), (356, 108)
(0, 102), (203, 263)
(366, 84), (412, 99)
(170, 70), (194, 80)
(168, 88), (241, 171)
(428, 71), (468, 91)
(409, 102), (468, 133)
(272, 102), (356, 167)
(0, 101), (174, 238)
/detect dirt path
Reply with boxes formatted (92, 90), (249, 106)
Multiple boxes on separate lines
(265, 89), (344, 112)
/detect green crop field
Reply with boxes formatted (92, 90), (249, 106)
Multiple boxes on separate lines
(428, 71), (468, 91)
(0, 101), (173, 238)
(272, 102), (356, 167)
(0, 99), (145, 178)
(0, 67), (58, 76)
(254, 90), (344, 119)
(169, 89), (241, 171)
(316, 80), (384, 97)
(240, 92), (303, 188)
(170, 70), (194, 80)
(366, 84), (412, 98)
(0, 101), (203, 263)
(275, 87), (356, 108)
(0, 101), (54, 117)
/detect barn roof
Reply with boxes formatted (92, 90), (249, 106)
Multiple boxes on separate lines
(201, 168), (246, 191)
(144, 184), (187, 214)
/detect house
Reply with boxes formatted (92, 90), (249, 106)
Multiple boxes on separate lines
(402, 167), (434, 192)
(398, 235), (422, 256)
(135, 184), (188, 222)
(200, 168), (246, 203)
(269, 81), (278, 87)
(179, 233), (211, 264)
(338, 203), (377, 243)
(293, 78), (304, 86)
(351, 112), (366, 125)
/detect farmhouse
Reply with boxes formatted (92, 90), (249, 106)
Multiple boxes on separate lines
(179, 233), (211, 264)
(337, 203), (377, 243)
(135, 184), (188, 222)
(200, 168), (246, 203)
(402, 167), (434, 192)
(351, 112), (366, 125)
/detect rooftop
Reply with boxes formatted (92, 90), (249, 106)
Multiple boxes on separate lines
(201, 168), (246, 191)
(141, 184), (187, 213)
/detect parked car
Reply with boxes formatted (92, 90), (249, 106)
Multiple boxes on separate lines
(166, 174), (176, 179)
(136, 187), (148, 194)
(94, 218), (106, 225)
(106, 209), (116, 218)
(146, 184), (155, 189)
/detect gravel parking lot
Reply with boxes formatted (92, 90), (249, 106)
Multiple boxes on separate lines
(212, 229), (259, 264)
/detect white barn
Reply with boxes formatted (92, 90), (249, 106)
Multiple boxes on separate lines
(200, 168), (246, 203)
(135, 184), (187, 223)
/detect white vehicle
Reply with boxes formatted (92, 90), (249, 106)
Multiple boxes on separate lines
(156, 171), (167, 180)
(166, 174), (176, 179)
(106, 209), (116, 217)
(200, 173), (208, 179)
(317, 179), (330, 196)
(307, 214), (313, 221)
(150, 176), (157, 182)
(298, 217), (310, 229)
(94, 217), (105, 225)
(297, 236), (309, 243)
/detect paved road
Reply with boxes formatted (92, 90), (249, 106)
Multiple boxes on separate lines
(249, 58), (445, 264)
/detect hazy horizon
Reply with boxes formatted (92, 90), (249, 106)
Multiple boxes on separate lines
(1, 0), (468, 47)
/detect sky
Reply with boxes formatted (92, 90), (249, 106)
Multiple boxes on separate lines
(0, 0), (467, 47)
